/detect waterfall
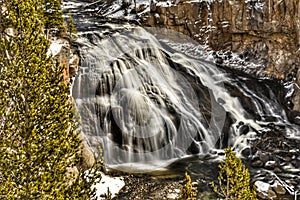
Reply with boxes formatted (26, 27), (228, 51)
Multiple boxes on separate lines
(72, 23), (300, 172)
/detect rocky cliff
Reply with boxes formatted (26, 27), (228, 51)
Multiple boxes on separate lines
(142, 0), (300, 111)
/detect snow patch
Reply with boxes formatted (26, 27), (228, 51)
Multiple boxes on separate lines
(62, 1), (84, 10)
(93, 172), (125, 199)
(156, 0), (173, 7)
(47, 39), (67, 57)
(190, 0), (219, 3)
(255, 181), (270, 195)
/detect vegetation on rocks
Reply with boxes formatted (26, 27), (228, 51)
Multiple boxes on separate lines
(179, 172), (198, 200)
(211, 147), (257, 200)
(0, 0), (101, 199)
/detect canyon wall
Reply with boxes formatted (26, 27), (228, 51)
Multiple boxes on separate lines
(143, 0), (300, 111)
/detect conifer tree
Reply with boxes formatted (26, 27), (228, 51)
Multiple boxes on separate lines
(43, 0), (65, 33)
(211, 147), (257, 200)
(0, 0), (100, 199)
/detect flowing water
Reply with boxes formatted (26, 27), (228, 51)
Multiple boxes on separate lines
(67, 1), (300, 179)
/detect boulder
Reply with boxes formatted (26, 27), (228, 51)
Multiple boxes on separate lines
(255, 181), (277, 199)
(271, 180), (286, 195)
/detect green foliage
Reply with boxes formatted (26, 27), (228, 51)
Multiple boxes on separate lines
(0, 0), (101, 199)
(179, 172), (198, 200)
(67, 13), (77, 36)
(211, 147), (257, 200)
(42, 0), (65, 33)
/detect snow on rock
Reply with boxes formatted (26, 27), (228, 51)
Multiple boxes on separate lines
(62, 1), (85, 10)
(255, 181), (277, 199)
(156, 0), (219, 7)
(93, 172), (125, 199)
(156, 0), (173, 7)
(47, 39), (68, 57)
(255, 180), (271, 195)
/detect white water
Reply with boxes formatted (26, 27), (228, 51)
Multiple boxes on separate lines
(72, 23), (299, 172)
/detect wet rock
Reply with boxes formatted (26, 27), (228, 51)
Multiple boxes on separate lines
(264, 161), (277, 169)
(251, 160), (264, 167)
(271, 180), (286, 195)
(291, 159), (300, 168)
(277, 155), (292, 162)
(282, 164), (300, 173)
(267, 189), (277, 199)
(288, 110), (300, 125)
(274, 167), (282, 173)
(239, 124), (250, 135)
(258, 152), (270, 163)
(192, 181), (198, 187)
(241, 147), (251, 157)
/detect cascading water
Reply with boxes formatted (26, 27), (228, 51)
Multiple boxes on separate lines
(71, 22), (300, 173)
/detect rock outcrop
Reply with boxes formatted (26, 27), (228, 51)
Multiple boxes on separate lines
(142, 0), (300, 111)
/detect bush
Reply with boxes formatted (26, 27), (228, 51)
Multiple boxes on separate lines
(179, 172), (198, 200)
(211, 147), (257, 200)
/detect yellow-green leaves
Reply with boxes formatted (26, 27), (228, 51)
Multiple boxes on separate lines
(211, 147), (257, 200)
(179, 172), (198, 200)
(0, 0), (101, 199)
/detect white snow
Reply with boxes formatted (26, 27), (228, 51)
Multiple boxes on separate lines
(47, 39), (67, 57)
(255, 181), (270, 195)
(93, 172), (125, 199)
(62, 1), (84, 10)
(156, 0), (172, 7)
(157, 0), (220, 6)
(190, 0), (219, 3)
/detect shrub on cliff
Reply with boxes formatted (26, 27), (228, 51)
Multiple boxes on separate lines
(0, 0), (101, 199)
(211, 147), (257, 200)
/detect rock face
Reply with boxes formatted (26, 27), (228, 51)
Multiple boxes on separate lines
(142, 0), (300, 111)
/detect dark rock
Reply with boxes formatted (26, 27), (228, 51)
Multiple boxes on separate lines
(252, 160), (263, 167)
(291, 159), (300, 168)
(274, 167), (282, 173)
(241, 147), (251, 157)
(239, 124), (250, 135)
(288, 110), (300, 125)
(259, 152), (270, 163)
(264, 161), (277, 169)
